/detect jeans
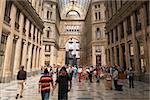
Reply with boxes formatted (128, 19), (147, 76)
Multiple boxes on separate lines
(41, 91), (50, 100)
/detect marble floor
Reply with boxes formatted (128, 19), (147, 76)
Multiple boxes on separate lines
(0, 75), (149, 100)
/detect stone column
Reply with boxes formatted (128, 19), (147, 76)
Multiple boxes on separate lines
(13, 13), (24, 76)
(32, 45), (37, 72)
(140, 6), (149, 73)
(119, 44), (123, 67)
(21, 19), (29, 70)
(30, 24), (34, 41)
(13, 38), (22, 76)
(21, 40), (27, 70)
(36, 47), (40, 70)
(92, 45), (96, 66)
(123, 19), (130, 70)
(50, 45), (55, 65)
(101, 46), (106, 66)
(131, 14), (141, 76)
(110, 47), (113, 65)
(2, 4), (16, 82)
(118, 23), (123, 67)
(2, 34), (14, 82)
(0, 0), (6, 45)
(39, 48), (43, 67)
(27, 43), (33, 73)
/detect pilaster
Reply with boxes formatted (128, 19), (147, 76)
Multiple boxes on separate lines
(0, 0), (6, 46)
(140, 6), (149, 73)
(2, 34), (14, 82)
(124, 19), (130, 70)
(36, 47), (40, 70)
(101, 46), (106, 66)
(32, 45), (37, 71)
(21, 40), (27, 70)
(13, 38), (22, 75)
(50, 45), (55, 65)
(131, 13), (141, 74)
(27, 43), (33, 73)
(92, 46), (96, 66)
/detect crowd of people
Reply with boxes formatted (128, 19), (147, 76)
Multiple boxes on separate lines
(15, 64), (135, 100)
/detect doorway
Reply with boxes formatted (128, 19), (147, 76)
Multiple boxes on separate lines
(65, 38), (80, 66)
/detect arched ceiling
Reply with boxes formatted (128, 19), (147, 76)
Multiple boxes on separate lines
(58, 0), (91, 20)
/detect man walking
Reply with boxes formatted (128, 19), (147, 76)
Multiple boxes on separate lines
(39, 68), (54, 100)
(16, 66), (27, 99)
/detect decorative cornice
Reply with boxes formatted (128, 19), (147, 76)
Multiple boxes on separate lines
(106, 1), (144, 32)
(13, 0), (44, 31)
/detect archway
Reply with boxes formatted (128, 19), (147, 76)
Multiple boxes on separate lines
(65, 38), (80, 66)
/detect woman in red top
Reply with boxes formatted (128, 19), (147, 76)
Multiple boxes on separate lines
(39, 68), (54, 100)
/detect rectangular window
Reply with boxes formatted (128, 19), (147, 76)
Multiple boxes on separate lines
(99, 12), (101, 20)
(115, 26), (118, 41)
(108, 32), (110, 44)
(15, 9), (21, 30)
(37, 30), (39, 43)
(50, 12), (52, 19)
(29, 22), (31, 38)
(114, 0), (117, 12)
(96, 28), (101, 39)
(135, 10), (141, 31)
(45, 45), (50, 52)
(120, 22), (124, 38)
(0, 34), (7, 55)
(111, 30), (114, 43)
(120, 0), (123, 6)
(23, 16), (27, 33)
(145, 2), (150, 25)
(95, 12), (98, 20)
(47, 30), (50, 38)
(33, 26), (36, 41)
(0, 34), (8, 70)
(127, 16), (132, 35)
(47, 11), (49, 19)
(4, 1), (12, 23)
(110, 1), (113, 17)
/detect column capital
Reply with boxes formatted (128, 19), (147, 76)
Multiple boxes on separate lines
(14, 34), (19, 40)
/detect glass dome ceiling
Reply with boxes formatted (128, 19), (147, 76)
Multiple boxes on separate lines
(58, 0), (91, 20)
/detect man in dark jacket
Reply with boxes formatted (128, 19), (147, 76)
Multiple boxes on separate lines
(16, 66), (27, 99)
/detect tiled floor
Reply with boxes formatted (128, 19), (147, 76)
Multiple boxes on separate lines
(0, 75), (149, 100)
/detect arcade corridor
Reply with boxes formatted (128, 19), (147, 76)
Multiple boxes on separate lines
(0, 74), (149, 100)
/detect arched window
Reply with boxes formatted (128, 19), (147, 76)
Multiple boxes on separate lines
(66, 10), (80, 18)
(46, 27), (51, 38)
(47, 11), (49, 19)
